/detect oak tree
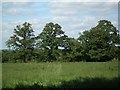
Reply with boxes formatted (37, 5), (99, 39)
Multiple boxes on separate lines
(6, 22), (35, 62)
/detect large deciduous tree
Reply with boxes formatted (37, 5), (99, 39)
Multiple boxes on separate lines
(78, 20), (119, 61)
(37, 22), (69, 61)
(6, 22), (35, 62)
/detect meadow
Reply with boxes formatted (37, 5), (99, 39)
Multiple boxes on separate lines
(2, 60), (119, 89)
(0, 63), (2, 89)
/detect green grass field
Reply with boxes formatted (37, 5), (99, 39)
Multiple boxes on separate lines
(2, 61), (119, 89)
(0, 63), (2, 89)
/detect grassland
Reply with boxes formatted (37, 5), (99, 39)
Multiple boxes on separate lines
(2, 60), (119, 89)
(0, 63), (2, 90)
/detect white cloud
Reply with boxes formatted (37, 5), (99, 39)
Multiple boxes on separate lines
(2, 0), (51, 2)
(27, 19), (41, 25)
(51, 16), (98, 38)
(3, 8), (24, 15)
(50, 3), (77, 16)
(52, 16), (71, 23)
(2, 2), (35, 16)
(50, 2), (117, 16)
(52, 0), (119, 2)
(2, 2), (51, 17)
(49, 2), (118, 38)
(2, 0), (31, 2)
(2, 0), (119, 2)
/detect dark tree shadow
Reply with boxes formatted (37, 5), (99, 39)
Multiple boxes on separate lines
(2, 77), (120, 90)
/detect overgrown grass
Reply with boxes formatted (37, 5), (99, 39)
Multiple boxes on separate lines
(2, 61), (119, 89)
(0, 63), (2, 89)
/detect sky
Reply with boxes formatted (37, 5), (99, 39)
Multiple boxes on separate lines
(1, 0), (119, 49)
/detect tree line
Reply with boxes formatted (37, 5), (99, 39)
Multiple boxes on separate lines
(2, 20), (120, 63)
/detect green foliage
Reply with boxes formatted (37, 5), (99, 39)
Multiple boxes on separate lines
(36, 22), (70, 61)
(61, 38), (83, 62)
(2, 50), (15, 63)
(6, 22), (35, 62)
(4, 20), (120, 62)
(78, 20), (120, 61)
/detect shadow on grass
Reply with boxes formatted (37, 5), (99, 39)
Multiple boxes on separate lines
(2, 77), (120, 90)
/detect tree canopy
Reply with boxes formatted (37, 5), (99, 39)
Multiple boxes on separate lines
(36, 22), (70, 61)
(78, 20), (120, 61)
(6, 22), (35, 62)
(3, 20), (120, 63)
